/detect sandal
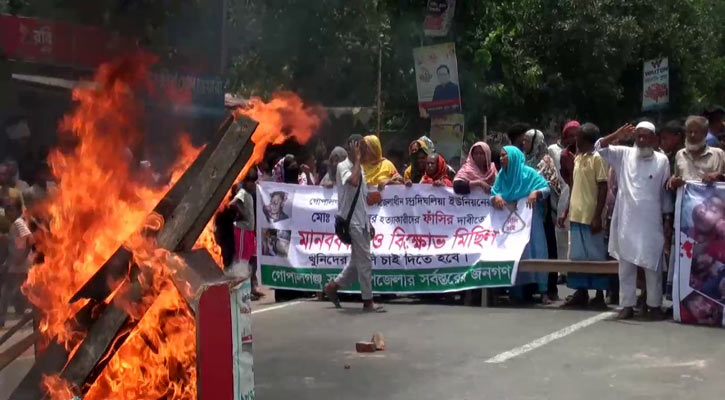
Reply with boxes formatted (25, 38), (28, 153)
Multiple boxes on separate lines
(363, 304), (386, 313)
(324, 284), (342, 309)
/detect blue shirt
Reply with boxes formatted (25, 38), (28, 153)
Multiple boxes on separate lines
(706, 131), (719, 146)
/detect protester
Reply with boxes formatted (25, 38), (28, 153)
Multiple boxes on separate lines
(491, 145), (551, 304)
(298, 152), (318, 185)
(704, 105), (724, 147)
(404, 136), (434, 185)
(0, 197), (33, 327)
(231, 169), (264, 299)
(659, 120), (685, 173)
(0, 162), (25, 210)
(668, 116), (725, 188)
(453, 141), (497, 194)
(271, 154), (303, 184)
(522, 128), (563, 300)
(559, 121), (581, 189)
(596, 121), (671, 320)
(548, 121), (579, 267)
(361, 135), (402, 189)
(324, 138), (384, 312)
(420, 153), (453, 187)
(560, 123), (611, 309)
(321, 147), (348, 188)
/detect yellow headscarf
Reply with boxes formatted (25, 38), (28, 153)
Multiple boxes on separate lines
(362, 135), (399, 185)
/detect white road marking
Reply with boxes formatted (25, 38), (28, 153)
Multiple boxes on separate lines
(485, 311), (615, 364)
(252, 301), (303, 314)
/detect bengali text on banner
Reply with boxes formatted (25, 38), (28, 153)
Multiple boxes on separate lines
(256, 182), (533, 293)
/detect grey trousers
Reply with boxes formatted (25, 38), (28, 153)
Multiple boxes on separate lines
(335, 224), (373, 300)
(619, 260), (662, 308)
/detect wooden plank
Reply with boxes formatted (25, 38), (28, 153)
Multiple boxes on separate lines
(519, 260), (618, 274)
(0, 331), (39, 372)
(168, 249), (226, 310)
(157, 117), (257, 252)
(50, 118), (256, 396)
(0, 313), (33, 347)
(70, 115), (235, 303)
(9, 116), (252, 400)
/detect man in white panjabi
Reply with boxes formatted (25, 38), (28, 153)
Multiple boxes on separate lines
(596, 121), (671, 320)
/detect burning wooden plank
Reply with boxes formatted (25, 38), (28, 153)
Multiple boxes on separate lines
(9, 116), (257, 400)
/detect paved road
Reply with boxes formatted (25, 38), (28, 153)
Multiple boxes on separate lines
(2, 292), (723, 400)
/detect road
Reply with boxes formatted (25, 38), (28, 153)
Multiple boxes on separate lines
(2, 290), (723, 400)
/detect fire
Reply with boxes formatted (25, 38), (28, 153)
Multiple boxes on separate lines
(233, 91), (324, 180)
(194, 92), (323, 267)
(21, 53), (201, 399)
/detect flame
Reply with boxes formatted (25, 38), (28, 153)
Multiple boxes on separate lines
(233, 91), (324, 180)
(193, 92), (324, 267)
(20, 53), (202, 399)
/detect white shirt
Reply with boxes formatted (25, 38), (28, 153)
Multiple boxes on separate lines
(6, 217), (31, 273)
(596, 141), (671, 270)
(336, 159), (368, 228)
(232, 189), (255, 232)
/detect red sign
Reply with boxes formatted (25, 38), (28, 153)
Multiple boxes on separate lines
(0, 14), (137, 69)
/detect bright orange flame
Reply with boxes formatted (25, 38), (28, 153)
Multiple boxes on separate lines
(233, 91), (324, 180)
(20, 53), (202, 399)
(194, 92), (324, 267)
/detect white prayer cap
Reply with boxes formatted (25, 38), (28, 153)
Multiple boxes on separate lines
(635, 121), (656, 134)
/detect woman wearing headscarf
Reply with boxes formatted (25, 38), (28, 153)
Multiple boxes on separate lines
(404, 136), (434, 185)
(361, 135), (402, 189)
(420, 153), (453, 187)
(453, 142), (497, 194)
(524, 128), (564, 300)
(271, 154), (303, 184)
(492, 145), (552, 304)
(320, 146), (348, 188)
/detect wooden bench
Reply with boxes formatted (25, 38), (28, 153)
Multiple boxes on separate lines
(472, 260), (619, 307)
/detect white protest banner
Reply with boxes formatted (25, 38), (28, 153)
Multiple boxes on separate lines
(414, 43), (462, 117)
(423, 0), (456, 37)
(256, 182), (533, 293)
(642, 57), (669, 111)
(673, 183), (725, 328)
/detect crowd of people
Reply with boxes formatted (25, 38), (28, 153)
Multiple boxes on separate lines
(3, 106), (725, 325)
(215, 105), (725, 319)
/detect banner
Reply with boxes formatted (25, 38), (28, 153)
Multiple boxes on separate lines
(430, 113), (465, 168)
(414, 43), (462, 117)
(423, 0), (456, 37)
(257, 183), (533, 293)
(642, 57), (669, 111)
(673, 183), (725, 327)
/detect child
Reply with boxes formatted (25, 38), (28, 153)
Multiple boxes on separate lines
(0, 197), (33, 327)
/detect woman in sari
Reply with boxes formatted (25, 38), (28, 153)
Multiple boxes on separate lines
(404, 136), (434, 185)
(453, 141), (497, 194)
(361, 135), (402, 189)
(420, 153), (453, 187)
(271, 154), (303, 184)
(492, 145), (552, 304)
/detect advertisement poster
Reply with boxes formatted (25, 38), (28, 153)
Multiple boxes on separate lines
(642, 57), (670, 111)
(673, 183), (725, 328)
(430, 113), (465, 168)
(414, 43), (462, 117)
(423, 0), (456, 37)
(257, 183), (533, 293)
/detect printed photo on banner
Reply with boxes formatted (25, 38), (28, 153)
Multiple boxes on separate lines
(423, 0), (456, 37)
(261, 228), (291, 257)
(674, 183), (725, 327)
(261, 190), (294, 224)
(414, 43), (462, 117)
(430, 113), (464, 168)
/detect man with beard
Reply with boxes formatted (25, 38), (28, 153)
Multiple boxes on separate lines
(668, 116), (725, 189)
(596, 121), (671, 320)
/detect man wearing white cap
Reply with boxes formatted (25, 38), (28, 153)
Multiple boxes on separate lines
(596, 121), (671, 320)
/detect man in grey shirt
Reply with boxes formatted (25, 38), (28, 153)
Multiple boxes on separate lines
(324, 135), (384, 312)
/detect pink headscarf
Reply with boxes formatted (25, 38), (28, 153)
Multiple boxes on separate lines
(563, 120), (580, 135)
(454, 142), (497, 185)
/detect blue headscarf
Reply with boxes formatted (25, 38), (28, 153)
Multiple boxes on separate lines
(491, 146), (548, 202)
